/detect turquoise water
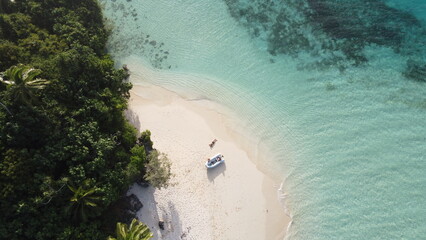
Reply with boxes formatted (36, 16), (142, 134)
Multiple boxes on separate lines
(100, 0), (426, 239)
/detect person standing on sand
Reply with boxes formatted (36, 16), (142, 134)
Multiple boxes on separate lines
(209, 139), (217, 148)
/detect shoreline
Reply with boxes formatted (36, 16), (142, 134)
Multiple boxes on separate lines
(127, 83), (291, 239)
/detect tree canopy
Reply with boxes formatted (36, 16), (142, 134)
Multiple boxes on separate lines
(0, 1), (137, 239)
(0, 1), (174, 239)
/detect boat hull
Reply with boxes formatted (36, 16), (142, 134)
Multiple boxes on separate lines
(205, 153), (225, 168)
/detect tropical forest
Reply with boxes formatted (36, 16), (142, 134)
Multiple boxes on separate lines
(0, 0), (170, 239)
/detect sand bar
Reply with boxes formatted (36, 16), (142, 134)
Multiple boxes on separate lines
(127, 82), (290, 240)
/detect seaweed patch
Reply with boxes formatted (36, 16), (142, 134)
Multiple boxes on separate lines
(223, 0), (426, 74)
(100, 0), (171, 69)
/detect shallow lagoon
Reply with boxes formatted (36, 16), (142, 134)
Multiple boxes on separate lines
(101, 0), (426, 239)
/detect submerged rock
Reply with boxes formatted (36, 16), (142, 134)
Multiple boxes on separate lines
(223, 0), (426, 71)
(405, 60), (426, 82)
(127, 194), (143, 213)
(158, 221), (165, 230)
(137, 179), (150, 188)
(102, 194), (143, 230)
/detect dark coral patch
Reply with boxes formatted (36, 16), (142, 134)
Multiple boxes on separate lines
(223, 0), (426, 73)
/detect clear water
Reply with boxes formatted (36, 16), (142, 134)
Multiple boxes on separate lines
(100, 0), (426, 239)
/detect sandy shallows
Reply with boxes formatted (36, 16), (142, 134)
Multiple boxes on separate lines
(127, 84), (290, 240)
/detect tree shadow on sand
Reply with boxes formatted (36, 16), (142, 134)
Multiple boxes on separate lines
(158, 201), (192, 240)
(206, 162), (226, 182)
(129, 184), (186, 240)
(125, 108), (141, 131)
(129, 185), (160, 238)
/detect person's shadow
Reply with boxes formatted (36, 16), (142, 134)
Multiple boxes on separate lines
(206, 162), (226, 182)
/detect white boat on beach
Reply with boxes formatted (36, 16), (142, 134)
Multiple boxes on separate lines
(205, 153), (225, 169)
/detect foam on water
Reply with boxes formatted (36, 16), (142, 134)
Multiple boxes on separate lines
(101, 0), (426, 239)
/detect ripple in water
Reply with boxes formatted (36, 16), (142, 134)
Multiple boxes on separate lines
(101, 0), (426, 239)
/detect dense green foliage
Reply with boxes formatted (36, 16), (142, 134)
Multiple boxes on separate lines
(137, 130), (153, 153)
(128, 130), (173, 189)
(107, 218), (153, 240)
(144, 150), (173, 189)
(126, 145), (147, 184)
(0, 1), (154, 239)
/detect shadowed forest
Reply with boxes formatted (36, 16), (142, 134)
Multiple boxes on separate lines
(0, 1), (170, 239)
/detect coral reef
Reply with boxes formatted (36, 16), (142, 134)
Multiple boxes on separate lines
(405, 60), (426, 82)
(100, 0), (171, 69)
(223, 0), (426, 73)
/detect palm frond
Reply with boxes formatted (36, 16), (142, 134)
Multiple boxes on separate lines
(26, 79), (50, 89)
(67, 180), (102, 222)
(0, 79), (14, 86)
(5, 64), (26, 84)
(2, 64), (49, 107)
(110, 219), (153, 240)
(116, 222), (128, 240)
(23, 68), (41, 82)
(84, 200), (98, 207)
(67, 184), (78, 193)
(81, 188), (96, 197)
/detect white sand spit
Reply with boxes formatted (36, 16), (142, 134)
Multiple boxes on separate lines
(127, 84), (290, 240)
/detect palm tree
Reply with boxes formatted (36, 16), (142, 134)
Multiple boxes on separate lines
(108, 218), (153, 240)
(0, 101), (12, 115)
(0, 64), (50, 106)
(67, 179), (101, 223)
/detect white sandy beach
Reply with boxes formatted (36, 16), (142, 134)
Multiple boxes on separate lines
(127, 83), (290, 240)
